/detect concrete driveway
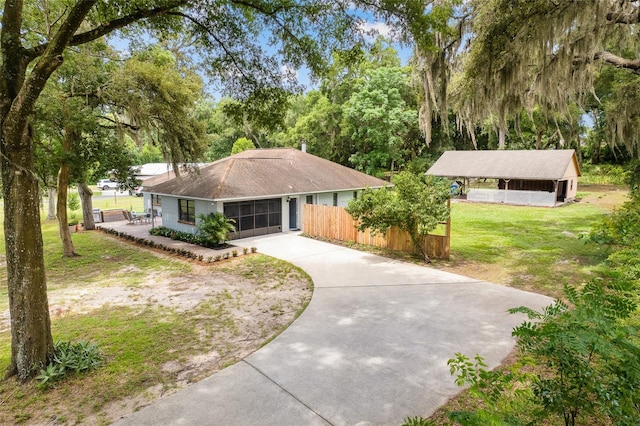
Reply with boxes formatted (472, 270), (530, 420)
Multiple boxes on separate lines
(116, 233), (552, 425)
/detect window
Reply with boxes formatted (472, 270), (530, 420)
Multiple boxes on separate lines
(223, 198), (282, 235)
(152, 194), (162, 206)
(306, 195), (313, 204)
(333, 193), (338, 207)
(178, 199), (195, 223)
(353, 191), (358, 200)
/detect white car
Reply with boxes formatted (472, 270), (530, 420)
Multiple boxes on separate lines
(97, 179), (119, 190)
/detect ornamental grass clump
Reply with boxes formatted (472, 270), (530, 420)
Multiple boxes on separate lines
(36, 341), (103, 390)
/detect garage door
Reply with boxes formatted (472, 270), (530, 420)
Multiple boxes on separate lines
(223, 198), (282, 239)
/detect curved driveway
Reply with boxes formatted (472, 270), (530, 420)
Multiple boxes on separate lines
(116, 233), (552, 425)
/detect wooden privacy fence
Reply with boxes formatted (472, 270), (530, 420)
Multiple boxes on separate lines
(302, 204), (450, 260)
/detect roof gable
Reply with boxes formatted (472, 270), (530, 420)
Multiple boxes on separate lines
(426, 150), (581, 180)
(148, 148), (389, 200)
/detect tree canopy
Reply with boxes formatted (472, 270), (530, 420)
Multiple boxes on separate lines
(415, 0), (640, 156)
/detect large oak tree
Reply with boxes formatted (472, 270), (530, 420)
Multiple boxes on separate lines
(0, 0), (440, 381)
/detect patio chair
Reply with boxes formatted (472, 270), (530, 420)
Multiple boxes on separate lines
(124, 210), (142, 225)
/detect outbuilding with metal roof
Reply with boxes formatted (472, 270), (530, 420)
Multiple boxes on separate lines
(426, 150), (581, 207)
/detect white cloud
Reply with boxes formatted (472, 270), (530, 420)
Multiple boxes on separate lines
(357, 21), (394, 39)
(281, 64), (300, 84)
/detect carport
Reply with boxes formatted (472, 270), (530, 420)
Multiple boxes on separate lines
(426, 149), (581, 207)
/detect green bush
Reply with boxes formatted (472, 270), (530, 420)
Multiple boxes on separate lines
(36, 341), (103, 390)
(510, 281), (640, 426)
(67, 193), (80, 211)
(149, 226), (220, 248)
(443, 278), (640, 426)
(580, 163), (629, 185)
(196, 212), (236, 245)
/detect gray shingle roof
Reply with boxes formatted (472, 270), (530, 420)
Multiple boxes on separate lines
(426, 150), (581, 180)
(147, 148), (389, 200)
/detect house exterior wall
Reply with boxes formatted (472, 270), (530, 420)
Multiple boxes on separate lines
(155, 190), (361, 238)
(316, 190), (355, 208)
(565, 178), (577, 201)
(159, 195), (216, 233)
(142, 193), (151, 212)
(142, 193), (163, 217)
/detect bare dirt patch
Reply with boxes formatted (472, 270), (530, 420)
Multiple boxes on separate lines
(577, 184), (629, 210)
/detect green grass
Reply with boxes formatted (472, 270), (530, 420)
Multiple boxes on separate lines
(90, 193), (144, 212)
(442, 200), (609, 298)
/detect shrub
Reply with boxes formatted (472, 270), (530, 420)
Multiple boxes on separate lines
(36, 341), (103, 390)
(579, 163), (628, 185)
(196, 212), (236, 245)
(346, 172), (450, 262)
(149, 226), (230, 249)
(67, 193), (80, 211)
(510, 281), (640, 426)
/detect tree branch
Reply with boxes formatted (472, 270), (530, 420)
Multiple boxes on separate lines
(606, 7), (640, 24)
(594, 51), (640, 73)
(4, 1), (97, 150)
(1, 0), (29, 102)
(165, 10), (253, 84)
(99, 115), (141, 131)
(24, 1), (188, 61)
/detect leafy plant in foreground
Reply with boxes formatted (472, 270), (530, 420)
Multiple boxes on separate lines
(510, 281), (640, 426)
(442, 280), (640, 426)
(36, 341), (104, 390)
(196, 212), (236, 246)
(446, 353), (532, 426)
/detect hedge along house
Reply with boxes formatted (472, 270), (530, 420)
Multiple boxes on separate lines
(144, 148), (389, 239)
(426, 150), (581, 207)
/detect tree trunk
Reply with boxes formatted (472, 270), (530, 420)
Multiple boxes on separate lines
(0, 0), (98, 381)
(536, 128), (544, 150)
(47, 187), (57, 220)
(1, 126), (55, 380)
(57, 123), (79, 257)
(498, 127), (506, 150)
(57, 166), (77, 257)
(78, 182), (95, 230)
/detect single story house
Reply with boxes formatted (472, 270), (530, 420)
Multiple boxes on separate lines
(426, 149), (581, 207)
(143, 148), (389, 239)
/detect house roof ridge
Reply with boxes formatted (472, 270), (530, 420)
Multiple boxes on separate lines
(214, 158), (235, 197)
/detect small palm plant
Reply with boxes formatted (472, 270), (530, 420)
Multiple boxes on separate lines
(196, 212), (236, 246)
